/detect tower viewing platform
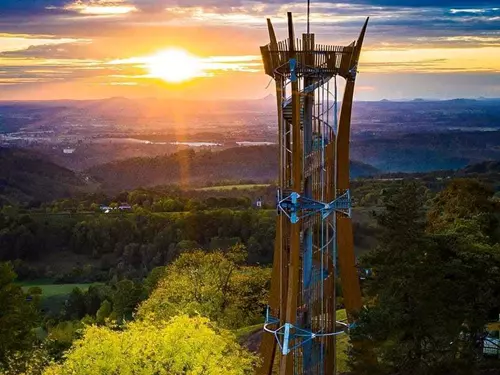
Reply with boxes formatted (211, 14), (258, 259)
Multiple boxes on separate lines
(261, 38), (358, 81)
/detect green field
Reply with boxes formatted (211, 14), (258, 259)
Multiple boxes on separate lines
(20, 282), (96, 298)
(18, 281), (101, 314)
(197, 184), (270, 191)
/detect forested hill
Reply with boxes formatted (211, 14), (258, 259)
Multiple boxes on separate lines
(460, 160), (500, 175)
(380, 159), (500, 184)
(87, 146), (380, 192)
(0, 148), (90, 205)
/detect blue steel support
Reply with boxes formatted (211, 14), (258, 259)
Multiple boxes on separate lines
(277, 190), (352, 223)
(290, 58), (298, 82)
(268, 187), (354, 365)
(283, 323), (292, 355)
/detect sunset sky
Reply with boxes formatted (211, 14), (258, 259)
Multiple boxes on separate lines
(0, 0), (499, 100)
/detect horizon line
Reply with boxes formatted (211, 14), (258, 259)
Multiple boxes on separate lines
(1, 96), (499, 103)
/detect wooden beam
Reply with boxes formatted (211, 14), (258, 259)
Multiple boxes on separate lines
(279, 12), (301, 375)
(257, 216), (282, 375)
(336, 19), (370, 321)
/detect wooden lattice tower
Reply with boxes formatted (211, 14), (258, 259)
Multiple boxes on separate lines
(257, 12), (369, 375)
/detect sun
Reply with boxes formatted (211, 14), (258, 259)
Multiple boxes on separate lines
(147, 49), (203, 83)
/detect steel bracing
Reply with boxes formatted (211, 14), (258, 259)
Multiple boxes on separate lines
(257, 12), (369, 375)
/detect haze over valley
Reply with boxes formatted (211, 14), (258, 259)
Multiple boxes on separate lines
(2, 96), (500, 174)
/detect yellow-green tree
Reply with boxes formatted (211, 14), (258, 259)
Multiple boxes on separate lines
(43, 315), (256, 375)
(137, 247), (270, 329)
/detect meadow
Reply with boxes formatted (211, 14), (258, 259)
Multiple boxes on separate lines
(19, 280), (100, 314)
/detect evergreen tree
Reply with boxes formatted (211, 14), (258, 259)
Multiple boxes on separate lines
(350, 182), (500, 375)
(0, 263), (39, 368)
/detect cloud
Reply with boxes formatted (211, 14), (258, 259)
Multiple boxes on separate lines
(0, 0), (499, 18)
(0, 0), (499, 98)
(345, 0), (499, 6)
(0, 36), (89, 55)
(0, 1), (498, 48)
(0, 0), (140, 16)
(362, 46), (500, 73)
(64, 3), (138, 15)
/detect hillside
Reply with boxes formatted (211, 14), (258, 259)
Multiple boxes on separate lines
(88, 146), (380, 192)
(460, 160), (500, 175)
(0, 148), (91, 205)
(456, 160), (500, 190)
(352, 131), (500, 172)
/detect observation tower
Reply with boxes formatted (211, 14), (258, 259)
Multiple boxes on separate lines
(257, 10), (369, 375)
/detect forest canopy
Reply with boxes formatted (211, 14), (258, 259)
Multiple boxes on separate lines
(43, 315), (257, 375)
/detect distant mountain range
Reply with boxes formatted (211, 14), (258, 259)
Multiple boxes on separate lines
(378, 98), (500, 103)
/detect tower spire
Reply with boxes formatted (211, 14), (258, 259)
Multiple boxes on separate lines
(307, 0), (311, 34)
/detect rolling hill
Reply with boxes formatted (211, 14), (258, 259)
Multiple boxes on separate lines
(0, 148), (92, 205)
(88, 146), (380, 192)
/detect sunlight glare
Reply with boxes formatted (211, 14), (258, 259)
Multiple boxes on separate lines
(147, 49), (203, 83)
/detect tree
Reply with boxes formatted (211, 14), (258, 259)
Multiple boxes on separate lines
(185, 199), (207, 212)
(427, 179), (500, 325)
(110, 279), (143, 322)
(143, 266), (167, 295)
(45, 320), (84, 360)
(43, 315), (257, 375)
(349, 183), (430, 374)
(349, 182), (500, 375)
(138, 246), (270, 329)
(89, 203), (100, 213)
(95, 300), (112, 324)
(224, 266), (270, 327)
(428, 179), (497, 238)
(0, 263), (39, 367)
(63, 288), (87, 320)
(2, 344), (51, 375)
